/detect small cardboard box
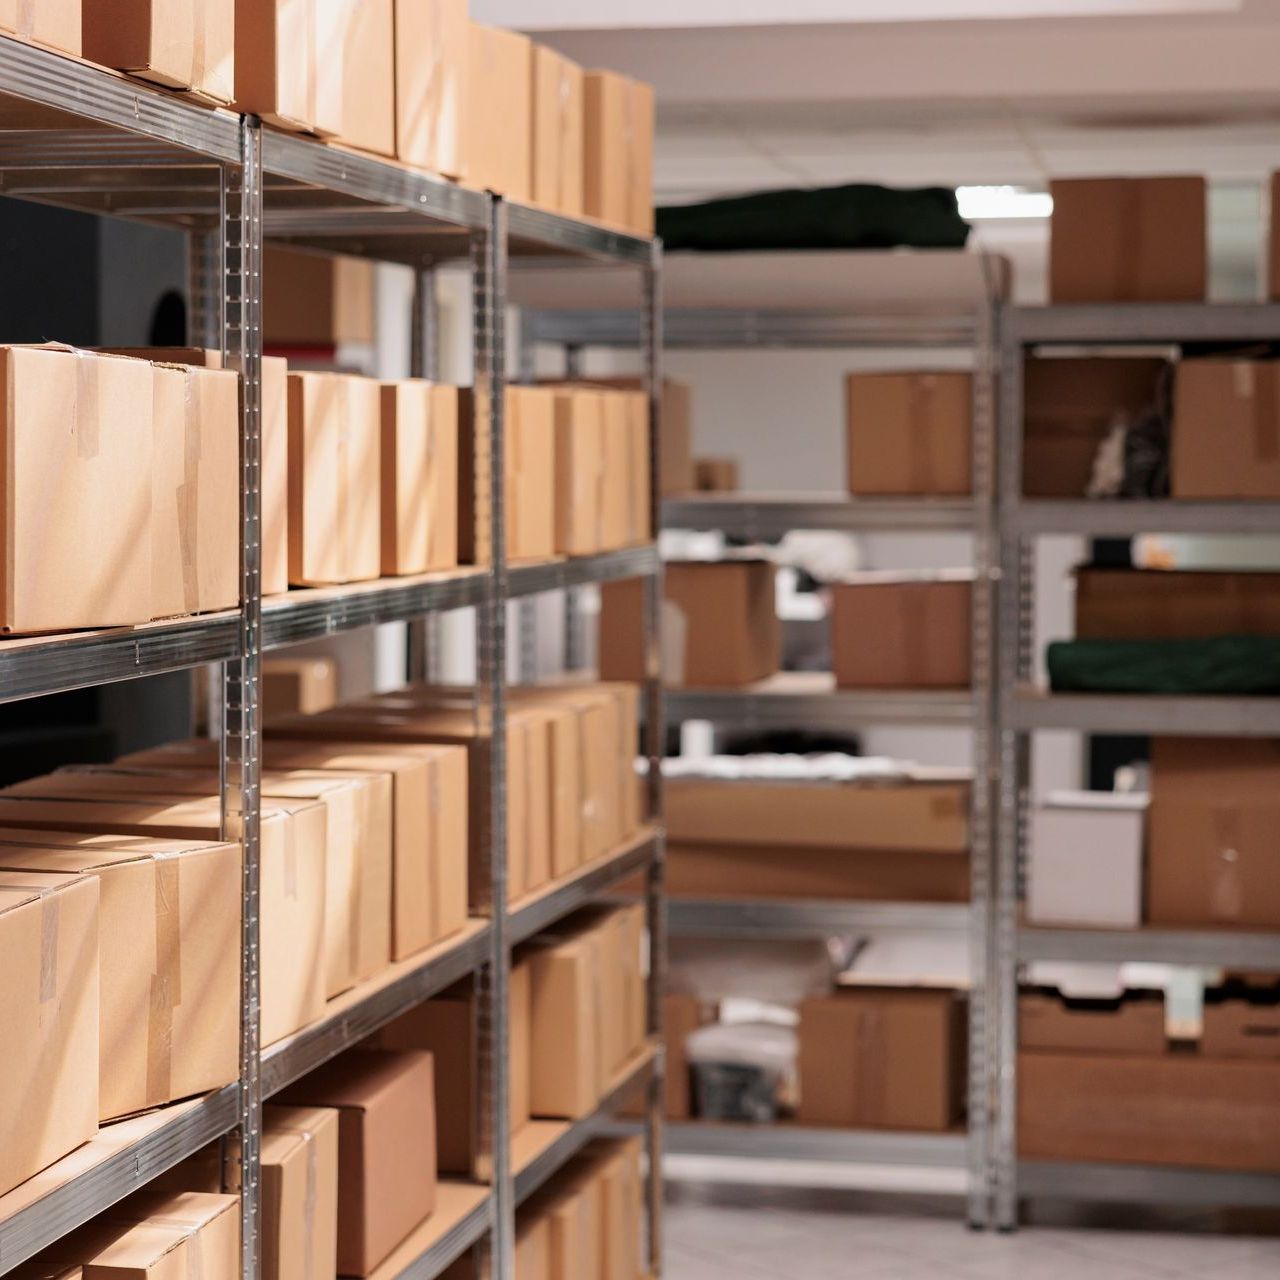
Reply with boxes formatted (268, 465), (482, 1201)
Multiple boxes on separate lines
(341, 0), (394, 156)
(1027, 791), (1146, 929)
(264, 247), (375, 348)
(277, 1050), (436, 1277)
(590, 1139), (644, 1280)
(584, 72), (653, 234)
(394, 0), (468, 180)
(798, 987), (966, 1131)
(532, 45), (585, 217)
(695, 457), (738, 492)
(831, 571), (972, 690)
(1019, 990), (1166, 1056)
(0, 869), (98, 1198)
(1172, 359), (1280, 499)
(534, 1176), (601, 1280)
(288, 372), (382, 586)
(1049, 176), (1206, 303)
(263, 657), (339, 720)
(83, 0), (234, 103)
(376, 967), (531, 1178)
(0, 832), (238, 1123)
(234, 0), (317, 133)
(1203, 996), (1280, 1060)
(466, 22), (532, 201)
(598, 391), (631, 553)
(551, 387), (606, 557)
(0, 0), (80, 56)
(846, 371), (971, 496)
(1023, 354), (1167, 499)
(626, 79), (655, 237)
(1149, 737), (1280, 930)
(380, 380), (460, 575)
(261, 1106), (340, 1280)
(623, 390), (651, 546)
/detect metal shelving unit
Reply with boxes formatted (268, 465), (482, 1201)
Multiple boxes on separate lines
(993, 301), (1280, 1230)
(0, 34), (664, 1280)
(521, 250), (1004, 1230)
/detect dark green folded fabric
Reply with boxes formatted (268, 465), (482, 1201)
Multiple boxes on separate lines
(656, 183), (970, 253)
(1046, 635), (1280, 695)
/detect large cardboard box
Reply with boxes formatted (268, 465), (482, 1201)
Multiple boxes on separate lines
(288, 372), (382, 586)
(514, 1216), (551, 1280)
(588, 1139), (644, 1280)
(0, 1), (80, 56)
(394, 0), (467, 180)
(1172, 359), (1280, 499)
(376, 967), (531, 1178)
(342, 0), (395, 156)
(1019, 991), (1166, 1056)
(380, 380), (459, 575)
(1049, 176), (1206, 303)
(597, 391), (631, 553)
(831, 572), (972, 689)
(1074, 566), (1280, 639)
(0, 869), (98, 1198)
(583, 72), (653, 234)
(261, 1105), (340, 1280)
(1027, 791), (1146, 929)
(84, 1), (234, 103)
(532, 45), (585, 217)
(798, 988), (966, 1131)
(263, 657), (339, 720)
(466, 22), (532, 201)
(0, 833), (238, 1123)
(846, 372), (971, 496)
(1203, 996), (1280, 1060)
(551, 387), (606, 557)
(311, 0), (347, 138)
(234, 0), (317, 133)
(526, 1175), (601, 1280)
(277, 1050), (437, 1276)
(0, 346), (153, 635)
(1023, 355), (1166, 498)
(264, 248), (375, 349)
(1149, 737), (1280, 930)
(1019, 1051), (1280, 1171)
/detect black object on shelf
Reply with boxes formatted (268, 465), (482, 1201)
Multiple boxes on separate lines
(1047, 634), (1280, 695)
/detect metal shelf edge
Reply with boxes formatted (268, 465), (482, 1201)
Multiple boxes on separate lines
(1019, 925), (1280, 968)
(663, 1122), (968, 1167)
(389, 1191), (492, 1280)
(663, 497), (977, 536)
(667, 898), (972, 940)
(1010, 691), (1280, 736)
(1012, 499), (1280, 537)
(504, 203), (653, 264)
(668, 687), (976, 728)
(507, 547), (660, 598)
(1010, 302), (1280, 345)
(1019, 1159), (1280, 1208)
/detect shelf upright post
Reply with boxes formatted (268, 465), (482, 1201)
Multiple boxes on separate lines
(221, 116), (265, 1278)
(407, 265), (441, 686)
(473, 194), (513, 1279)
(641, 238), (667, 1275)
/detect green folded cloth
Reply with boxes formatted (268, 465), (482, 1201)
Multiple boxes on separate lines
(1046, 635), (1280, 695)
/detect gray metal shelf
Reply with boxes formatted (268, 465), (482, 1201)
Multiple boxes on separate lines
(505, 202), (653, 265)
(1013, 498), (1280, 537)
(508, 545), (660, 597)
(1019, 1161), (1280, 1209)
(375, 1185), (492, 1280)
(1019, 925), (1280, 969)
(667, 898), (971, 940)
(1009, 302), (1280, 346)
(1010, 689), (1280, 736)
(664, 1123), (968, 1169)
(663, 495), (976, 537)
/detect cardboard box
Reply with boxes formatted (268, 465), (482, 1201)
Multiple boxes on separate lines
(263, 657), (339, 720)
(583, 71), (653, 233)
(694, 457), (738, 492)
(1023, 355), (1166, 498)
(1049, 176), (1207, 303)
(261, 1105), (340, 1280)
(514, 1216), (551, 1280)
(1075, 566), (1280, 640)
(466, 22), (532, 201)
(288, 372), (382, 586)
(394, 0), (467, 180)
(0, 869), (98, 1198)
(1149, 737), (1280, 930)
(624, 391), (651, 546)
(0, 793), (326, 1045)
(234, 0), (317, 133)
(582, 377), (692, 498)
(551, 387), (606, 557)
(626, 80), (655, 237)
(277, 1050), (436, 1276)
(342, 0), (394, 156)
(598, 391), (631, 553)
(1027, 791), (1146, 929)
(1172, 359), (1280, 499)
(381, 380), (459, 575)
(528, 1176), (601, 1280)
(265, 248), (375, 349)
(532, 46), (585, 218)
(83, 1), (234, 103)
(0, 833), (238, 1123)
(1271, 172), (1280, 303)
(846, 372), (971, 496)
(376, 967), (531, 1178)
(831, 572), (972, 690)
(1203, 996), (1280, 1060)
(1019, 1051), (1280, 1171)
(798, 988), (966, 1131)
(0, 346), (153, 634)
(589, 1139), (644, 1280)
(1019, 991), (1166, 1056)
(0, 1), (80, 56)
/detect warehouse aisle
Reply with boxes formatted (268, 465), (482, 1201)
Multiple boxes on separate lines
(663, 1182), (1280, 1278)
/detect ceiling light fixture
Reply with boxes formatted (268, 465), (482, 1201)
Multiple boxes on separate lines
(956, 184), (1054, 219)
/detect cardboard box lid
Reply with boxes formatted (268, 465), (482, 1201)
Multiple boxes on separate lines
(0, 867), (94, 915)
(262, 1102), (339, 1163)
(0, 829), (237, 867)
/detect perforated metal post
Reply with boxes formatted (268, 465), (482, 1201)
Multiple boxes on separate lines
(407, 265), (441, 686)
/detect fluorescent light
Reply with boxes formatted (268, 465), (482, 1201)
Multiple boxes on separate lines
(956, 185), (1054, 220)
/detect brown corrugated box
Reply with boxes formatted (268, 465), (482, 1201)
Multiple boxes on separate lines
(0, 831), (238, 1123)
(0, 868), (98, 1197)
(261, 1105), (340, 1280)
(695, 457), (739, 492)
(570, 377), (692, 497)
(831, 572), (972, 689)
(376, 966), (531, 1179)
(1019, 991), (1166, 1056)
(264, 247), (375, 348)
(846, 372), (972, 496)
(263, 657), (338, 720)
(598, 391), (631, 553)
(532, 45), (585, 217)
(799, 987), (966, 1131)
(524, 1176), (601, 1280)
(590, 1138), (644, 1280)
(1023, 355), (1166, 498)
(341, 0), (395, 156)
(394, 0), (467, 180)
(626, 79), (655, 237)
(466, 22), (532, 201)
(1271, 172), (1280, 302)
(1019, 1051), (1280, 1171)
(1203, 995), (1280, 1060)
(234, 0), (318, 133)
(0, 1), (79, 56)
(1149, 737), (1280, 930)
(583, 71), (653, 234)
(288, 371), (382, 586)
(1049, 176), (1206, 303)
(1172, 359), (1280, 499)
(551, 386), (606, 557)
(277, 1050), (436, 1277)
(311, 0), (347, 137)
(84, 0), (234, 103)
(1074, 566), (1280, 639)
(515, 1216), (551, 1279)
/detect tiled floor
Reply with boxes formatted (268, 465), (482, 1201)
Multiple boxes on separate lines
(664, 1181), (1280, 1278)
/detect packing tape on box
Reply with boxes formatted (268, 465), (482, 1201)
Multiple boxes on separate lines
(147, 856), (182, 1104)
(179, 369), (202, 615)
(1118, 183), (1143, 302)
(0, 883), (62, 1005)
(854, 1005), (887, 1124)
(272, 1125), (318, 1280)
(338, 381), (351, 580)
(901, 586), (930, 684)
(907, 378), (936, 493)
(15, 0), (33, 37)
(1209, 804), (1246, 922)
(283, 813), (299, 898)
(1254, 365), (1279, 461)
(73, 348), (100, 461)
(146, 1217), (205, 1280)
(349, 787), (362, 978)
(428, 758), (442, 936)
(191, 0), (207, 92)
